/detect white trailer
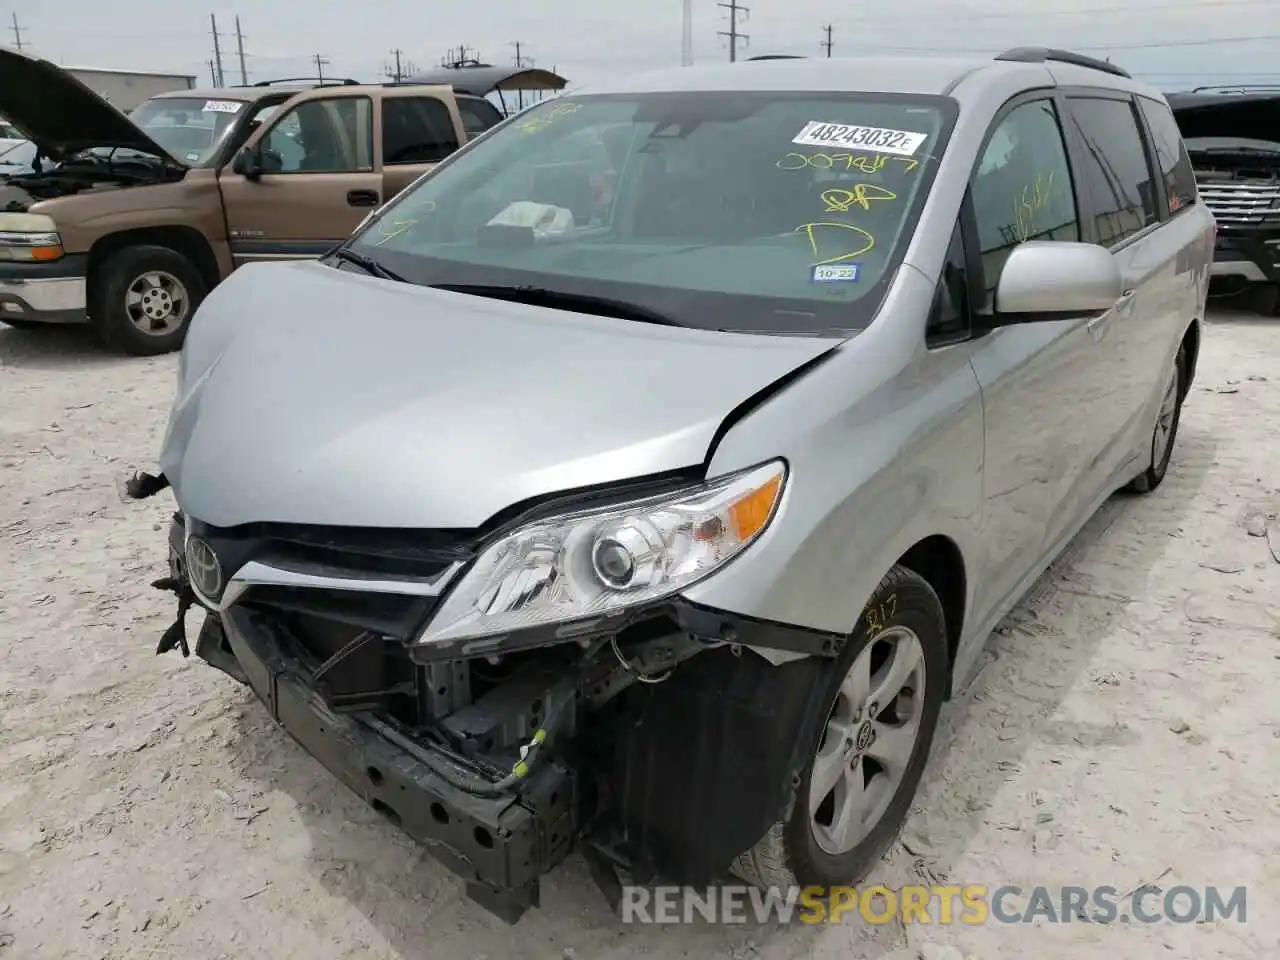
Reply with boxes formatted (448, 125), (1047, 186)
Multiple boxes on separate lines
(64, 66), (197, 113)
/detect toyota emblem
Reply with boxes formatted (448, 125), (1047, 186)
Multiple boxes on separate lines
(185, 537), (222, 599)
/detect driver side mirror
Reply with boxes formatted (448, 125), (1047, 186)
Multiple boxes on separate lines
(232, 144), (283, 180)
(989, 240), (1124, 326)
(232, 146), (262, 180)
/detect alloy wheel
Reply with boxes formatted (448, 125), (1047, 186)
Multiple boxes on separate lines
(809, 626), (927, 855)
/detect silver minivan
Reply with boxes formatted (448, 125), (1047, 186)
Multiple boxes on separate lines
(138, 47), (1212, 921)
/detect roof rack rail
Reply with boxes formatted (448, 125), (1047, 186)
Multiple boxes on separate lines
(994, 47), (1130, 80)
(1190, 83), (1280, 93)
(248, 76), (361, 87)
(746, 54), (806, 60)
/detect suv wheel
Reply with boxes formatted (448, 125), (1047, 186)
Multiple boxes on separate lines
(1125, 343), (1186, 494)
(91, 245), (207, 356)
(732, 565), (948, 891)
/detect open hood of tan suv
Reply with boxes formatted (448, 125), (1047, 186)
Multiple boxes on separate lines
(0, 46), (186, 165)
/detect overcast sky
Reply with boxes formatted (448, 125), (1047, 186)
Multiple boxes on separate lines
(16, 0), (1280, 93)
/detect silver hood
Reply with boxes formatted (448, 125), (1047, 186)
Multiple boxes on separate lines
(161, 261), (835, 529)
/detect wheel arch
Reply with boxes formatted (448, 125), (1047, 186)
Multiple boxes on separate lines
(894, 534), (967, 697)
(88, 226), (221, 294)
(1179, 318), (1201, 402)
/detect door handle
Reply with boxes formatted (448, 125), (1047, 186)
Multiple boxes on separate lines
(1088, 289), (1133, 338)
(346, 189), (379, 207)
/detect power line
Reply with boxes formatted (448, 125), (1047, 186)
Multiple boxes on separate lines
(840, 0), (1274, 23)
(821, 24), (833, 58)
(510, 41), (532, 109)
(440, 44), (480, 67)
(313, 53), (329, 81)
(10, 13), (24, 50)
(234, 17), (249, 86)
(717, 0), (749, 62)
(681, 0), (693, 66)
(209, 13), (226, 87)
(853, 33), (1280, 55)
(385, 49), (416, 82)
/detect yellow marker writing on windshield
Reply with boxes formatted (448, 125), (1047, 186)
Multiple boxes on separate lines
(821, 184), (898, 213)
(515, 102), (582, 133)
(795, 222), (876, 266)
(777, 152), (919, 174)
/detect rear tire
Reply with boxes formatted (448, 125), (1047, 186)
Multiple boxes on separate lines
(732, 565), (948, 891)
(1125, 343), (1186, 494)
(90, 245), (206, 356)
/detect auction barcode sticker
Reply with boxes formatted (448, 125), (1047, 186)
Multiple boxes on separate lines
(792, 122), (927, 157)
(202, 100), (243, 114)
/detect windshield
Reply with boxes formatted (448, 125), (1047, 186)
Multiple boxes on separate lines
(129, 96), (254, 165)
(347, 91), (956, 335)
(0, 140), (36, 170)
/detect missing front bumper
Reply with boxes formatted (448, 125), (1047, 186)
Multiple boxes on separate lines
(216, 605), (576, 923)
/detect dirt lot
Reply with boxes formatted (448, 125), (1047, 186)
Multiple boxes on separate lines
(1, 311), (1277, 960)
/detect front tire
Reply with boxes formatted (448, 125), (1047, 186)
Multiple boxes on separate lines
(90, 245), (206, 356)
(732, 565), (948, 890)
(1125, 343), (1186, 494)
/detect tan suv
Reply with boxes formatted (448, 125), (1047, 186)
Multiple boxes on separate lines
(0, 47), (507, 354)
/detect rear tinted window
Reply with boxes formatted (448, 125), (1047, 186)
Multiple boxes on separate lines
(1137, 97), (1198, 214)
(1065, 97), (1158, 247)
(382, 97), (460, 164)
(457, 98), (503, 137)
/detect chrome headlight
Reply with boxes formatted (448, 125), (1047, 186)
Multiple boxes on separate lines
(0, 213), (63, 262)
(418, 460), (787, 646)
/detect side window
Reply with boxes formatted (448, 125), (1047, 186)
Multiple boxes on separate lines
(456, 97), (503, 138)
(382, 97), (461, 165)
(970, 98), (1080, 306)
(260, 97), (373, 173)
(227, 100), (285, 155)
(1137, 96), (1198, 215)
(1064, 97), (1159, 247)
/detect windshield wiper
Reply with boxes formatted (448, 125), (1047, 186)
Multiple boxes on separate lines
(430, 283), (685, 327)
(329, 247), (406, 282)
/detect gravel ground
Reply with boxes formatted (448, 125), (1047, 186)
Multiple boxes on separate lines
(1, 311), (1277, 960)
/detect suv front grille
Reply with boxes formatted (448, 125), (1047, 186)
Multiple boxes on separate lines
(185, 517), (479, 726)
(1195, 175), (1280, 224)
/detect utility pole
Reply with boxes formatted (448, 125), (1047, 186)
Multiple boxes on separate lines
(821, 24), (833, 58)
(384, 49), (415, 82)
(681, 0), (693, 66)
(717, 0), (749, 62)
(510, 41), (531, 110)
(234, 16), (248, 85)
(313, 53), (329, 81)
(208, 59), (218, 85)
(209, 14), (225, 87)
(440, 44), (479, 67)
(10, 13), (24, 50)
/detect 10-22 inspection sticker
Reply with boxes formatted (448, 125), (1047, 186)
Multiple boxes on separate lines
(811, 263), (860, 283)
(792, 122), (927, 157)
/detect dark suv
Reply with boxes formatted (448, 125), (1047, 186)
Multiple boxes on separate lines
(1167, 87), (1280, 312)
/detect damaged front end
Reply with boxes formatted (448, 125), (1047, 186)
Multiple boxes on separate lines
(147, 467), (841, 923)
(1169, 90), (1280, 304)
